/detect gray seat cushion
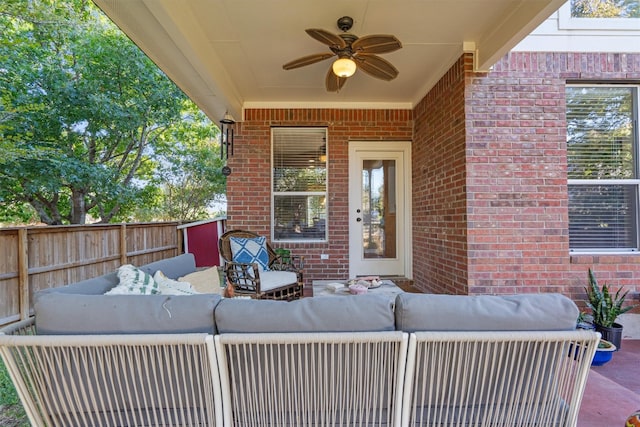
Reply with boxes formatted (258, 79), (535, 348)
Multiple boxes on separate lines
(395, 293), (579, 332)
(35, 292), (221, 335)
(215, 295), (396, 333)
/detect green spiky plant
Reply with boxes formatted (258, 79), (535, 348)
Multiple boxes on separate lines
(585, 268), (637, 328)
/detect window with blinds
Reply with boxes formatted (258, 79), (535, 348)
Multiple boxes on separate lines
(566, 85), (639, 251)
(272, 127), (327, 241)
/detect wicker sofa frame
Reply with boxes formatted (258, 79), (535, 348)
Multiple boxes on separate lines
(0, 253), (600, 427)
(1, 318), (598, 427)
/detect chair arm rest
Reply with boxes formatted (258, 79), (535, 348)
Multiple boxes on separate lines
(224, 262), (261, 280)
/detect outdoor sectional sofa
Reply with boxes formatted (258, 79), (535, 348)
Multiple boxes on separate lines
(0, 253), (599, 427)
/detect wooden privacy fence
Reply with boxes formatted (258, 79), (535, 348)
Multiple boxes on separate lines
(0, 222), (182, 326)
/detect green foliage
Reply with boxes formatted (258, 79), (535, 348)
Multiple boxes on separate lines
(597, 339), (615, 349)
(0, 359), (19, 407)
(0, 201), (38, 226)
(150, 102), (226, 221)
(576, 311), (591, 325)
(585, 268), (637, 327)
(0, 358), (28, 426)
(571, 0), (640, 17)
(0, 0), (224, 224)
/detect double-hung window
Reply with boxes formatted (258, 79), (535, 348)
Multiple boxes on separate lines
(566, 85), (640, 251)
(272, 127), (327, 242)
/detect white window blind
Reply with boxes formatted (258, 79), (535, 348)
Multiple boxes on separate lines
(566, 85), (639, 251)
(272, 128), (327, 241)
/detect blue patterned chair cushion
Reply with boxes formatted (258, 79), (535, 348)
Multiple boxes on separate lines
(230, 236), (271, 271)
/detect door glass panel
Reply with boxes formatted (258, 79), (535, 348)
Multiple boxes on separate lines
(362, 160), (396, 259)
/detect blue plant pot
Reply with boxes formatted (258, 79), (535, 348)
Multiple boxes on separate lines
(591, 339), (616, 366)
(591, 350), (614, 366)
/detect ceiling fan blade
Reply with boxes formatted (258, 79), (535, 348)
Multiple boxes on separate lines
(283, 53), (335, 70)
(355, 54), (399, 81)
(325, 67), (347, 92)
(306, 29), (347, 49)
(351, 35), (402, 54)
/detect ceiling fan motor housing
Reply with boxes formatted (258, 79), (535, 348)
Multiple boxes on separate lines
(337, 16), (353, 32)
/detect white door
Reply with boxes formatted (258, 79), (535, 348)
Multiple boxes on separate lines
(348, 141), (411, 278)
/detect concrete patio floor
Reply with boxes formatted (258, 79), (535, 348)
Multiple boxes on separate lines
(578, 339), (640, 426)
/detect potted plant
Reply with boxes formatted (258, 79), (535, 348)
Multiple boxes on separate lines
(572, 314), (615, 365)
(591, 338), (616, 366)
(576, 311), (595, 331)
(585, 268), (637, 350)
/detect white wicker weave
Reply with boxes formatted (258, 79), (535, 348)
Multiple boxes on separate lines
(0, 318), (223, 427)
(401, 330), (599, 427)
(1, 321), (598, 427)
(215, 331), (409, 426)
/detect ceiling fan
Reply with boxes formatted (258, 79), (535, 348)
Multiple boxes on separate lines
(282, 16), (402, 92)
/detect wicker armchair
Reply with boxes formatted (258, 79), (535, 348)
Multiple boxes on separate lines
(218, 229), (304, 300)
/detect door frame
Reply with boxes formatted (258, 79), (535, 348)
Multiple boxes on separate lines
(348, 141), (412, 279)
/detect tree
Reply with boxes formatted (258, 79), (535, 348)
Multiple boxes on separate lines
(143, 102), (226, 222)
(0, 0), (224, 225)
(571, 0), (640, 17)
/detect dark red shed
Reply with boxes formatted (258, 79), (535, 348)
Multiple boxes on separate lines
(177, 217), (226, 267)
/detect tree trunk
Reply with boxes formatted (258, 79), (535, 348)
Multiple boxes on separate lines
(100, 203), (121, 223)
(70, 189), (87, 224)
(29, 197), (62, 225)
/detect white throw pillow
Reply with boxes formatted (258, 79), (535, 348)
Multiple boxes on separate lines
(105, 264), (160, 295)
(154, 270), (199, 295)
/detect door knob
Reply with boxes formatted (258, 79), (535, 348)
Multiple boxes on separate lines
(356, 218), (362, 222)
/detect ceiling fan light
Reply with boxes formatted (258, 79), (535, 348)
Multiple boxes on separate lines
(332, 57), (356, 77)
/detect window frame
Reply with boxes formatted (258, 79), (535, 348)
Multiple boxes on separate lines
(558, 2), (640, 30)
(566, 83), (640, 253)
(271, 127), (329, 243)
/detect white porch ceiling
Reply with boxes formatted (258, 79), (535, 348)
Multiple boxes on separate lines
(93, 0), (565, 122)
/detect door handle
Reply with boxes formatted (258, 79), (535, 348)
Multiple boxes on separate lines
(356, 218), (362, 222)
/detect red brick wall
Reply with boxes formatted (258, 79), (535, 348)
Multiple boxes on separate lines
(411, 55), (471, 294)
(225, 52), (640, 309)
(226, 109), (412, 287)
(466, 52), (640, 305)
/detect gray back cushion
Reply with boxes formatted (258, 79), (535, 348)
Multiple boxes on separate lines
(138, 253), (196, 278)
(215, 295), (395, 333)
(395, 293), (579, 332)
(36, 273), (120, 296)
(35, 293), (221, 335)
